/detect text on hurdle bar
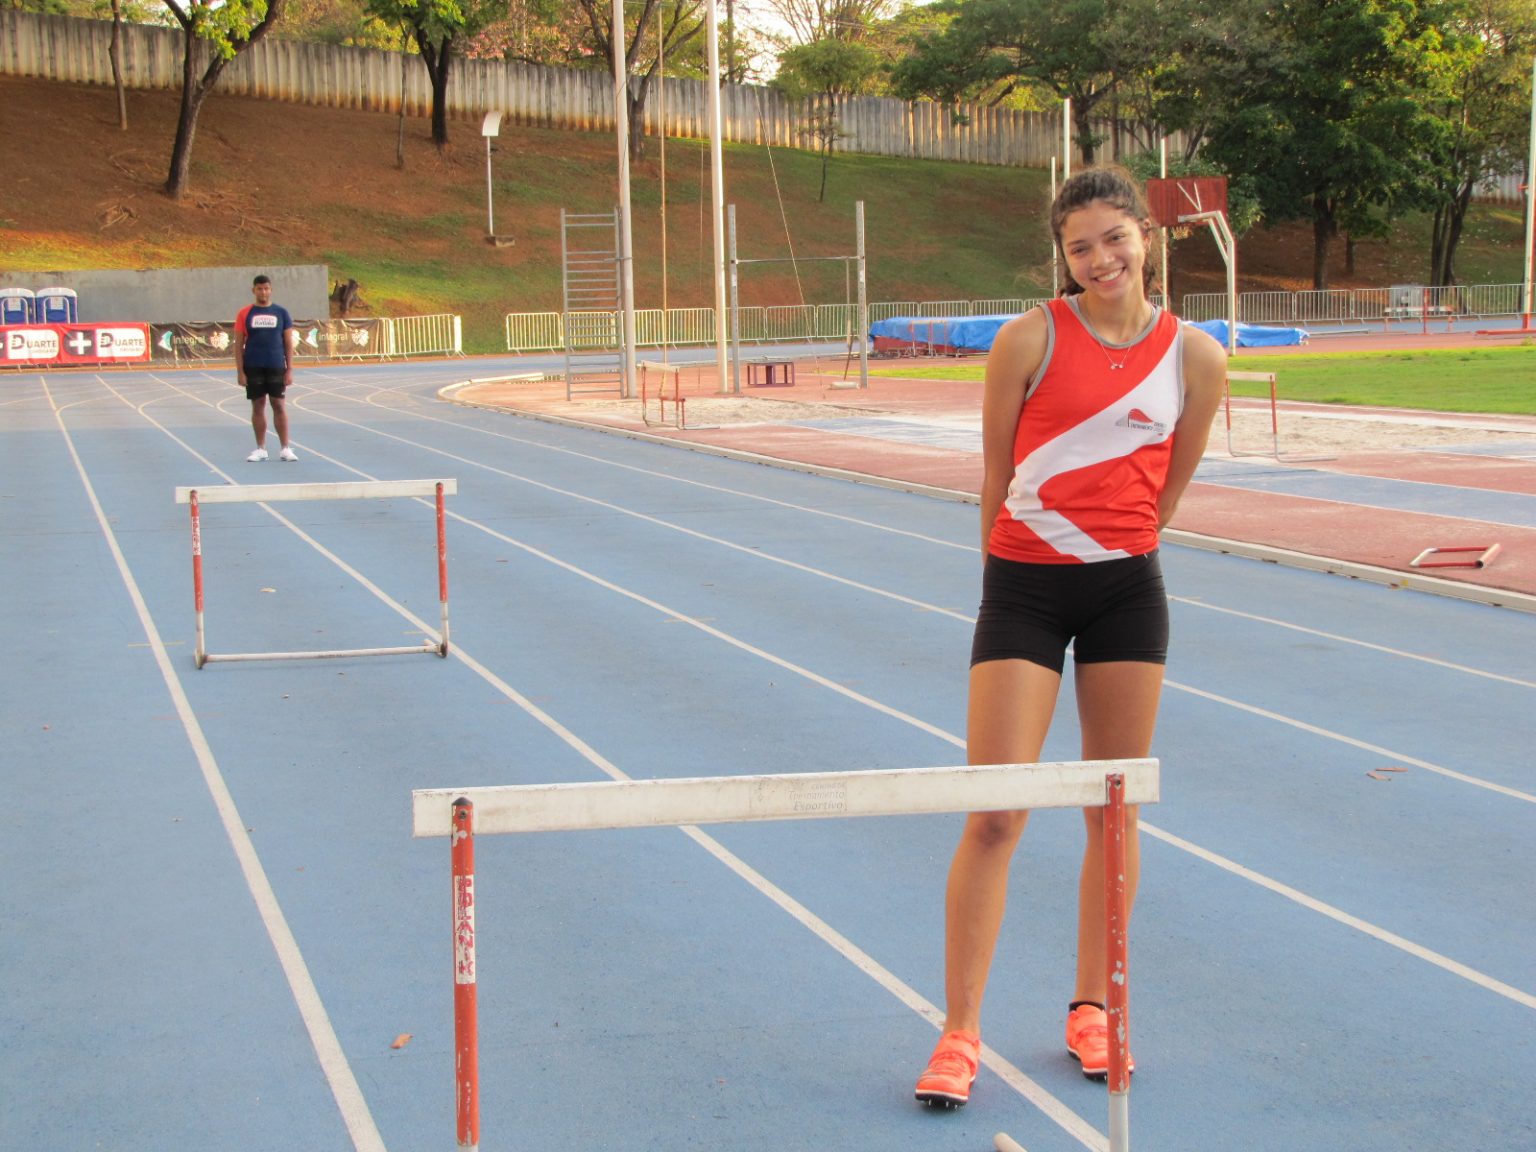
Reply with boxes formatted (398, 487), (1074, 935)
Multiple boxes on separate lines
(412, 759), (1159, 838)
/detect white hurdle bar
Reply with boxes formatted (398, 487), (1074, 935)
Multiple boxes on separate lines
(1224, 371), (1279, 458)
(413, 758), (1157, 1152)
(175, 478), (456, 669)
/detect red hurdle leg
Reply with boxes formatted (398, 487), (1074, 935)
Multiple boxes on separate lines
(1104, 772), (1131, 1152)
(452, 798), (478, 1151)
(190, 491), (207, 668)
(436, 482), (450, 656)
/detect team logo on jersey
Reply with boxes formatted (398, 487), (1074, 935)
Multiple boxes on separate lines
(1115, 408), (1169, 436)
(251, 314), (279, 329)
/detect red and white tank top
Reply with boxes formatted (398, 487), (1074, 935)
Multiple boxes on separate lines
(988, 297), (1185, 564)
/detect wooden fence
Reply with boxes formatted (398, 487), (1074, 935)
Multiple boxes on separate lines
(1, 9), (1159, 169)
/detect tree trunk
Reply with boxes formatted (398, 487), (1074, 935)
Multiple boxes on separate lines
(110, 0), (128, 130)
(166, 30), (213, 198)
(1344, 234), (1356, 277)
(1310, 196), (1336, 291)
(418, 36), (453, 150)
(1434, 183), (1474, 288)
(1073, 103), (1096, 165)
(396, 22), (409, 169)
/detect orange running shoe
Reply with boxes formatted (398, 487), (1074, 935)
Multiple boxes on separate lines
(1065, 1004), (1135, 1079)
(914, 1029), (981, 1107)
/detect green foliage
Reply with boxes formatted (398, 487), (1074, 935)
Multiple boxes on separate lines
(773, 37), (883, 99)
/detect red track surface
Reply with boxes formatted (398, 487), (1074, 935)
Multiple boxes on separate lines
(458, 347), (1536, 603)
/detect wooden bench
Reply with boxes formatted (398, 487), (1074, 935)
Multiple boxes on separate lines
(745, 358), (796, 387)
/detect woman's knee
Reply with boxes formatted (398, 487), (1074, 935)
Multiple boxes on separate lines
(963, 809), (1029, 850)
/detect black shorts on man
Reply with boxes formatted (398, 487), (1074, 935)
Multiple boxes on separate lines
(245, 367), (287, 400)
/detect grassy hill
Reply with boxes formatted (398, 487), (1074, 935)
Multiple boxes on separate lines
(1, 74), (1528, 354)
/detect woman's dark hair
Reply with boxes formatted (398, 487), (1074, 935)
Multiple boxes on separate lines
(1050, 165), (1157, 298)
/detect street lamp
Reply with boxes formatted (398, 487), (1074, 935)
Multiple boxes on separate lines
(481, 111), (510, 246)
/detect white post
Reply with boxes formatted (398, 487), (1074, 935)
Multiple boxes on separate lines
(1159, 137), (1170, 309)
(1063, 98), (1072, 183)
(706, 0), (731, 393)
(1050, 156), (1059, 296)
(856, 200), (868, 388)
(613, 0), (638, 398)
(1523, 56), (1535, 326)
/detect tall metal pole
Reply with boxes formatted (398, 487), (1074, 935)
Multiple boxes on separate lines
(856, 200), (868, 389)
(1159, 137), (1170, 309)
(1063, 97), (1072, 183)
(612, 0), (638, 398)
(706, 0), (731, 393)
(1050, 156), (1059, 296)
(1523, 56), (1535, 327)
(728, 203), (741, 393)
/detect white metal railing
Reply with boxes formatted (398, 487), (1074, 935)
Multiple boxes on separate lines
(1184, 283), (1525, 327)
(501, 282), (1532, 353)
(391, 313), (462, 357)
(504, 312), (562, 352)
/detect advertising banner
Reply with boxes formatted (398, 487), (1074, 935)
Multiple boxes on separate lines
(151, 318), (389, 363)
(1, 323), (151, 366)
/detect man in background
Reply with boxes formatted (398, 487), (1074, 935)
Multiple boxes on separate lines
(235, 274), (298, 462)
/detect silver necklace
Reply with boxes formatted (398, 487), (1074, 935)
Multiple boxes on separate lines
(1083, 305), (1152, 370)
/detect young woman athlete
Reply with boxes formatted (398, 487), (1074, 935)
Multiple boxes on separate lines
(914, 165), (1226, 1107)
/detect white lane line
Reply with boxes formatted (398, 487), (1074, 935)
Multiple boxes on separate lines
(1168, 596), (1536, 690)
(325, 379), (1535, 686)
(105, 379), (1108, 1150)
(1143, 824), (1536, 1010)
(130, 376), (1536, 1015)
(280, 386), (1536, 803)
(53, 378), (389, 1152)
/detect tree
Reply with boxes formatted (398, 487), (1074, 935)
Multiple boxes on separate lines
(1422, 0), (1536, 285)
(890, 0), (1116, 164)
(571, 0), (707, 162)
(364, 0), (501, 150)
(162, 0), (286, 199)
(1198, 0), (1462, 289)
(774, 36), (883, 199)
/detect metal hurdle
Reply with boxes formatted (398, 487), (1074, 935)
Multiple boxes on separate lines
(174, 479), (456, 668)
(1224, 370), (1279, 458)
(413, 757), (1157, 1152)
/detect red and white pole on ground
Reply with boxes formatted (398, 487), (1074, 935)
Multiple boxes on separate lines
(436, 482), (450, 657)
(1104, 773), (1131, 1152)
(452, 798), (479, 1151)
(190, 490), (207, 668)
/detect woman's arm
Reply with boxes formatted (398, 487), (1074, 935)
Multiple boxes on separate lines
(1158, 326), (1227, 529)
(978, 311), (1049, 556)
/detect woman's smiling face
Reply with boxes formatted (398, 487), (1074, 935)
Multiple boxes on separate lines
(1059, 200), (1150, 303)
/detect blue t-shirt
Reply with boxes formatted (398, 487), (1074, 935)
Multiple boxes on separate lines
(238, 303), (293, 370)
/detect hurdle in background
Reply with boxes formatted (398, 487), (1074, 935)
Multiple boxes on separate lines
(638, 359), (685, 429)
(1224, 370), (1279, 458)
(174, 479), (456, 668)
(414, 758), (1156, 1152)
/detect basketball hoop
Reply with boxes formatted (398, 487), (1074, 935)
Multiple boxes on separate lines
(1145, 176), (1229, 228)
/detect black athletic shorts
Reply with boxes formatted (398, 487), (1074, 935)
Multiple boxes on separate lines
(244, 366), (287, 400)
(970, 551), (1169, 674)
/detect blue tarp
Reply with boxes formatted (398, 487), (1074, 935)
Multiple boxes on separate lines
(872, 313), (1310, 353)
(1189, 319), (1308, 347)
(869, 314), (1013, 352)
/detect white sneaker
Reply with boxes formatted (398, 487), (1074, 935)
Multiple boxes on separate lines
(279, 446), (298, 462)
(247, 447), (269, 462)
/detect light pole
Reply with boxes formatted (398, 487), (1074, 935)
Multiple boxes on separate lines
(481, 111), (502, 242)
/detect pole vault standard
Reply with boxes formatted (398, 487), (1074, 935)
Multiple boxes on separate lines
(415, 757), (1155, 1152)
(726, 199), (869, 391)
(175, 479), (455, 668)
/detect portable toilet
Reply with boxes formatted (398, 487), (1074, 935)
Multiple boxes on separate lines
(35, 286), (79, 324)
(0, 288), (34, 326)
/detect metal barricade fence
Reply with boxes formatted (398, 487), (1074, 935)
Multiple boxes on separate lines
(1352, 288), (1393, 321)
(665, 307), (717, 346)
(869, 301), (918, 322)
(816, 303), (856, 340)
(918, 299), (971, 318)
(1463, 283), (1521, 316)
(1179, 293), (1227, 322)
(505, 312), (563, 352)
(392, 314), (462, 357)
(734, 306), (767, 343)
(970, 298), (1026, 315)
(1238, 292), (1296, 324)
(1293, 290), (1355, 324)
(763, 305), (816, 341)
